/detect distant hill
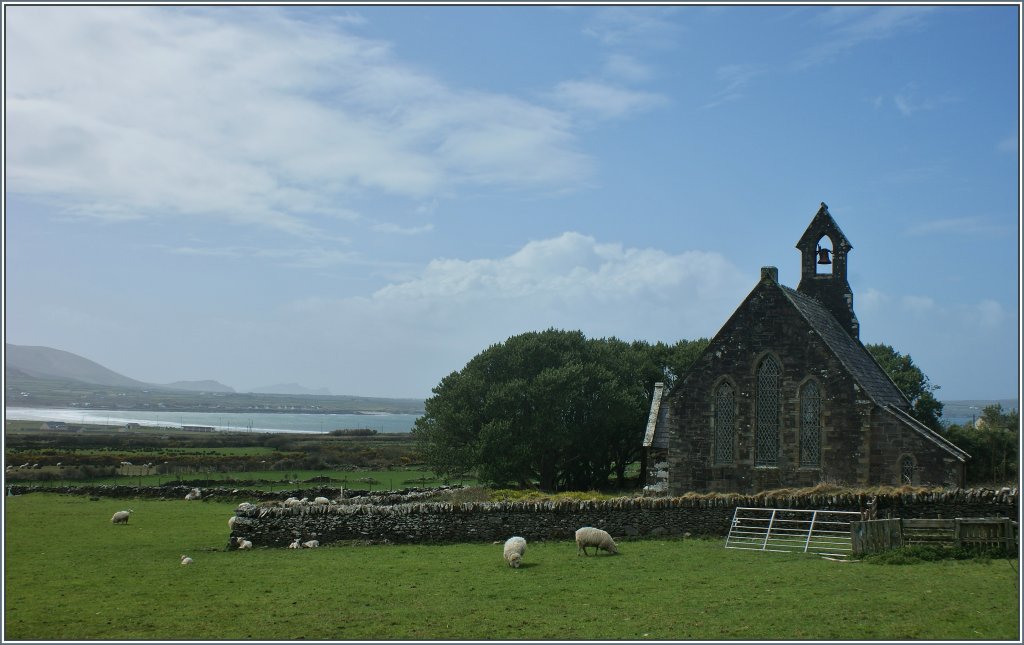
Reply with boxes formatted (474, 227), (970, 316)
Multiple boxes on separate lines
(162, 380), (236, 393)
(4, 343), (424, 414)
(5, 344), (149, 389)
(249, 383), (332, 396)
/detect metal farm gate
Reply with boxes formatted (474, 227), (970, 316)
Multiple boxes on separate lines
(725, 507), (862, 559)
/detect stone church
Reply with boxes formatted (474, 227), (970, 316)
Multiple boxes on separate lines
(643, 203), (968, 495)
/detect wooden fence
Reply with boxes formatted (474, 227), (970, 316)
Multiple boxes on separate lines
(852, 517), (1018, 556)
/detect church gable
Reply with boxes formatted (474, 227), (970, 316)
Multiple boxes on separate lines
(643, 203), (967, 495)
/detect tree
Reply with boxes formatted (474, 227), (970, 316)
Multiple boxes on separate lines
(412, 329), (669, 491)
(946, 404), (1019, 485)
(866, 343), (944, 431)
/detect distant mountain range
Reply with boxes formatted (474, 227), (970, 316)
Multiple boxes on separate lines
(5, 344), (318, 395)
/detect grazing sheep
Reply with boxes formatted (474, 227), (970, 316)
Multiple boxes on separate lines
(503, 536), (527, 568)
(180, 554), (193, 565)
(111, 509), (134, 524)
(302, 540), (320, 549)
(575, 527), (619, 556)
(288, 538), (302, 549)
(283, 497), (302, 507)
(313, 496), (331, 505)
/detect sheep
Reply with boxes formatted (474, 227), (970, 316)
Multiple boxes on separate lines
(184, 488), (202, 500)
(302, 540), (320, 549)
(503, 536), (527, 568)
(180, 554), (193, 565)
(111, 509), (134, 524)
(575, 527), (619, 556)
(313, 496), (331, 505)
(283, 497), (302, 507)
(228, 536), (253, 550)
(288, 538), (302, 549)
(227, 515), (237, 530)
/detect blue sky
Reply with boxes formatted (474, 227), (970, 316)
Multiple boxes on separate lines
(3, 4), (1019, 401)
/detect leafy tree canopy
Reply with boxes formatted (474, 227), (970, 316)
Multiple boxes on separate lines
(413, 329), (706, 491)
(866, 343), (944, 431)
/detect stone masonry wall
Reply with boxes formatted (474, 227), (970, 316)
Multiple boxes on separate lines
(230, 488), (1018, 548)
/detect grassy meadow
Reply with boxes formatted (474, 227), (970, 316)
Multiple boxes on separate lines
(4, 493), (1019, 641)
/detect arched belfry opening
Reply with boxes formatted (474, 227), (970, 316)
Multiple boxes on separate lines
(815, 235), (834, 275)
(796, 202), (859, 338)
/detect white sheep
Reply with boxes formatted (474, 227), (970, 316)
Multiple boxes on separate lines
(503, 536), (527, 568)
(313, 496), (331, 505)
(288, 538), (302, 549)
(180, 554), (193, 565)
(184, 488), (202, 500)
(302, 540), (320, 548)
(237, 538), (253, 550)
(227, 515), (237, 530)
(283, 497), (302, 507)
(111, 509), (134, 524)
(575, 527), (619, 556)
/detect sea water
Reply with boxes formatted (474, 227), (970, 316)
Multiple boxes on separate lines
(3, 407), (420, 434)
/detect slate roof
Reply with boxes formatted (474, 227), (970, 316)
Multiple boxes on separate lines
(884, 405), (969, 461)
(778, 284), (909, 409)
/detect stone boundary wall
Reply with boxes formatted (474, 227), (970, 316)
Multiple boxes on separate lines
(230, 488), (1018, 548)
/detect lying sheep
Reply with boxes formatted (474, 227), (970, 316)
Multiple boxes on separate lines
(302, 540), (320, 549)
(184, 488), (202, 501)
(180, 554), (193, 566)
(229, 536), (253, 550)
(503, 536), (527, 568)
(111, 509), (134, 525)
(575, 527), (619, 556)
(288, 538), (302, 549)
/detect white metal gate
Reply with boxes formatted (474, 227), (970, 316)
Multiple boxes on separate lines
(725, 507), (861, 559)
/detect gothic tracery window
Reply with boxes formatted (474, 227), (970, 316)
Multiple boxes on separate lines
(714, 383), (735, 465)
(800, 381), (821, 467)
(902, 456), (915, 484)
(756, 356), (780, 467)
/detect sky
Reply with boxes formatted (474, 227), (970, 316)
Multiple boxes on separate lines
(3, 3), (1020, 401)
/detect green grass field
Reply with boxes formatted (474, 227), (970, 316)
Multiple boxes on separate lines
(20, 468), (476, 492)
(4, 493), (1019, 640)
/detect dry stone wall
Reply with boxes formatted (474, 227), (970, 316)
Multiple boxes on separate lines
(230, 488), (1018, 548)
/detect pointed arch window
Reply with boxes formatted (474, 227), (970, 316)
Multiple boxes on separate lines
(800, 382), (821, 467)
(901, 456), (915, 484)
(714, 383), (735, 465)
(756, 356), (780, 467)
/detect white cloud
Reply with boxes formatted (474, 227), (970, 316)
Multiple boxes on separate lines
(795, 6), (932, 70)
(702, 64), (765, 109)
(5, 7), (593, 236)
(267, 233), (751, 394)
(582, 7), (683, 48)
(603, 54), (655, 83)
(892, 83), (957, 117)
(905, 216), (1007, 236)
(371, 222), (434, 236)
(551, 80), (668, 121)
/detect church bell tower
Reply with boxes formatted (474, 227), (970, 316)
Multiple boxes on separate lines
(796, 202), (859, 339)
